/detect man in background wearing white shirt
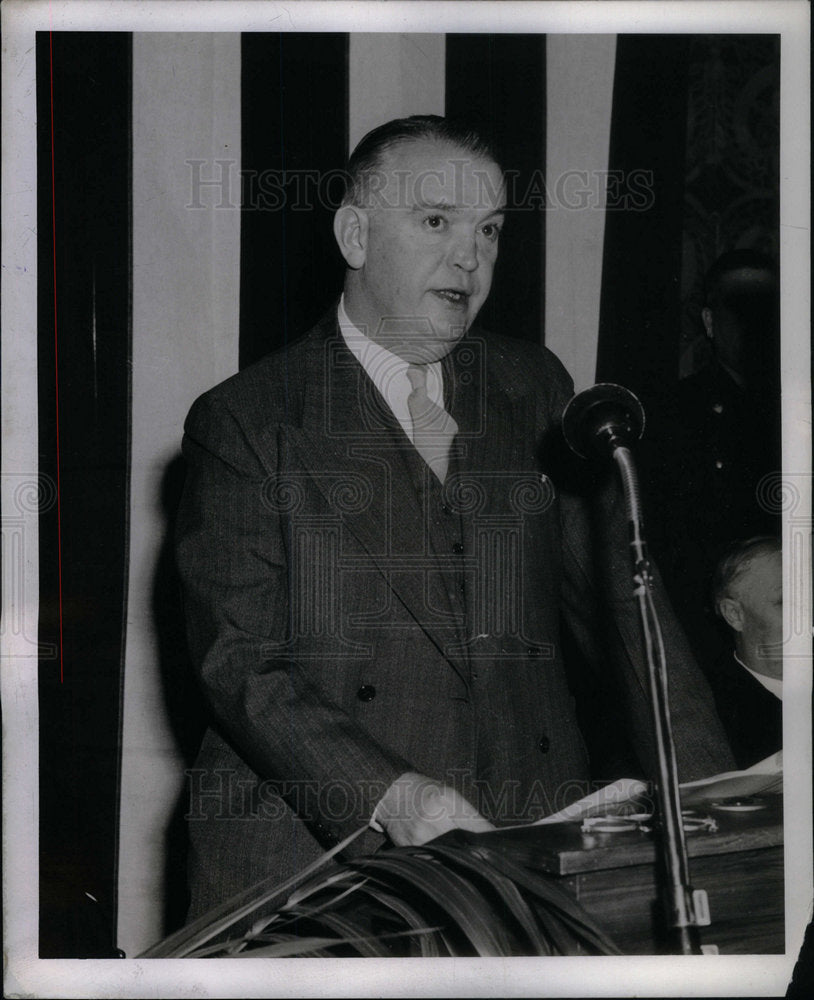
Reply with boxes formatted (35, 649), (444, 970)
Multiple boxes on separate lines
(711, 536), (783, 768)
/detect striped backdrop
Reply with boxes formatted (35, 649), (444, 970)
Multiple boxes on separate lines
(32, 31), (777, 957)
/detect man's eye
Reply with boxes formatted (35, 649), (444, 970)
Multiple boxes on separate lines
(424, 215), (446, 230)
(480, 223), (502, 242)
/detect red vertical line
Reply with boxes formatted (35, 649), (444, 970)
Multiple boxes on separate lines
(49, 29), (65, 683)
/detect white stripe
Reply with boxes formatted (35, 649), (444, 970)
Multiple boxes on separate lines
(118, 31), (241, 956)
(1, 10), (40, 963)
(349, 34), (445, 152)
(778, 7), (813, 965)
(544, 34), (616, 391)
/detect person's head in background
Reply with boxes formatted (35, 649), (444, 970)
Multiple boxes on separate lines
(713, 536), (783, 681)
(701, 249), (779, 390)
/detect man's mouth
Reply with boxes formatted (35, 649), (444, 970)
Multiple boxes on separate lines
(433, 289), (470, 307)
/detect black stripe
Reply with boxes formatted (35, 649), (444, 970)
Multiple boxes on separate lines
(36, 31), (132, 958)
(596, 36), (691, 395)
(239, 33), (349, 368)
(446, 34), (546, 344)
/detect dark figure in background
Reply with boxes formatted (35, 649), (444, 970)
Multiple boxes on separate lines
(709, 536), (783, 770)
(643, 250), (781, 673)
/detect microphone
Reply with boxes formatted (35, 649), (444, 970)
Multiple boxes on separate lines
(562, 382), (703, 954)
(561, 383), (645, 460)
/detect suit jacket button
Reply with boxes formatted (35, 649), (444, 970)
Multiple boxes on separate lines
(452, 542), (464, 554)
(441, 503), (453, 515)
(357, 684), (376, 702)
(538, 736), (551, 754)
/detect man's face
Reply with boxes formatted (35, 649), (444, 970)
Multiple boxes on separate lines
(341, 138), (506, 362)
(733, 549), (783, 654)
(706, 267), (779, 385)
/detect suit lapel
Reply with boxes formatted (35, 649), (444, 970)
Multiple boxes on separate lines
(444, 336), (550, 662)
(279, 322), (470, 682)
(447, 334), (534, 507)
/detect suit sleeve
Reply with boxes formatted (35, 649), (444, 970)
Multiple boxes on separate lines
(537, 352), (736, 782)
(175, 393), (411, 843)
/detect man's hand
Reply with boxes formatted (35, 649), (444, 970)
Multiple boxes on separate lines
(371, 771), (494, 846)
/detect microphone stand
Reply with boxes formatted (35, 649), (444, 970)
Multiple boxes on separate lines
(611, 440), (704, 955)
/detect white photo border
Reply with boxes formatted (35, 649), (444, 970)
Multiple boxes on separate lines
(2, 2), (810, 997)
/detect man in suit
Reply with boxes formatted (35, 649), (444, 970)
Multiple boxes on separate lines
(642, 250), (781, 672)
(176, 116), (735, 921)
(710, 536), (783, 769)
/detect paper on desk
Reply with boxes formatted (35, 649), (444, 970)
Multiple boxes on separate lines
(526, 752), (782, 826)
(531, 777), (652, 826)
(678, 750), (783, 806)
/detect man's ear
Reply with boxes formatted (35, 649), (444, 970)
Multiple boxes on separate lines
(333, 205), (368, 269)
(719, 596), (745, 632)
(701, 307), (714, 339)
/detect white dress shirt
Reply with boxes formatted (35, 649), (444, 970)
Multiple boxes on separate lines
(337, 296), (444, 444)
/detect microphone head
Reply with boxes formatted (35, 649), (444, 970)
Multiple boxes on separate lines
(562, 383), (645, 460)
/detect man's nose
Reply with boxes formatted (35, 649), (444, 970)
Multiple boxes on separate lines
(450, 234), (479, 271)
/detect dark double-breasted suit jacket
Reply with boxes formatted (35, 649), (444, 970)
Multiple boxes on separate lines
(175, 310), (735, 920)
(708, 651), (782, 770)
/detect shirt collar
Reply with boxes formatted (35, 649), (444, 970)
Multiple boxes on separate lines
(337, 296), (444, 412)
(734, 651), (783, 699)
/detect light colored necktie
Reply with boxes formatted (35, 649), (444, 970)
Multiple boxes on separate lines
(406, 364), (458, 483)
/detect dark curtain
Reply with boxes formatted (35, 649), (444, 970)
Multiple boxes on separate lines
(239, 33), (349, 367)
(596, 35), (691, 397)
(446, 35), (546, 344)
(36, 31), (132, 958)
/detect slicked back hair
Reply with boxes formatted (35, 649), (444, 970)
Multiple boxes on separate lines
(712, 535), (782, 615)
(341, 115), (503, 208)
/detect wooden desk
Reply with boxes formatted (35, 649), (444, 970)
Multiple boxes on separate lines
(483, 796), (784, 954)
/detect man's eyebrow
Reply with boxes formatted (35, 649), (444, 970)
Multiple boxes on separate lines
(411, 201), (507, 217)
(412, 200), (460, 212)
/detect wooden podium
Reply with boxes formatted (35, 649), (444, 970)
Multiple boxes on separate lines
(483, 795), (784, 954)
